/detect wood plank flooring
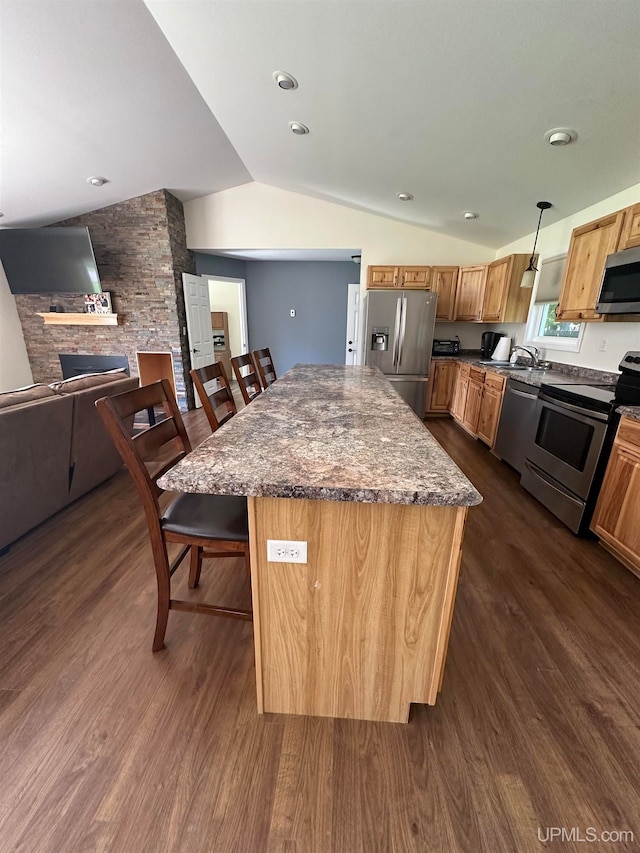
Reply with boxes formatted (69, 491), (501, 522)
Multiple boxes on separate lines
(0, 414), (638, 852)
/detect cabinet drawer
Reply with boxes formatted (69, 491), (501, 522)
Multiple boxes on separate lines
(459, 364), (471, 378)
(617, 416), (640, 450)
(484, 371), (506, 391)
(469, 366), (486, 382)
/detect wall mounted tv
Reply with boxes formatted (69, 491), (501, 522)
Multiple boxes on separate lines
(0, 227), (102, 294)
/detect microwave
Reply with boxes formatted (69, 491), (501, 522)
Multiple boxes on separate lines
(596, 246), (640, 314)
(432, 338), (460, 356)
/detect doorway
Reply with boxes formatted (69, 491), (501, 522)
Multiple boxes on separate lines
(205, 276), (249, 361)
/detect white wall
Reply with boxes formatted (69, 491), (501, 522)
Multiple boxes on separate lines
(496, 183), (640, 371)
(0, 265), (33, 391)
(206, 277), (244, 357)
(185, 183), (494, 270)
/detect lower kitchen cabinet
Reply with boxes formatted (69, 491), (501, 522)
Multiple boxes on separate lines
(476, 372), (506, 447)
(462, 373), (484, 434)
(591, 416), (640, 578)
(425, 359), (457, 414)
(450, 363), (506, 448)
(450, 363), (470, 423)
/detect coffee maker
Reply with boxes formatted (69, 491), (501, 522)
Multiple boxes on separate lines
(481, 331), (505, 359)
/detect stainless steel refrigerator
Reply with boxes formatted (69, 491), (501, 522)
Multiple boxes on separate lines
(364, 290), (437, 415)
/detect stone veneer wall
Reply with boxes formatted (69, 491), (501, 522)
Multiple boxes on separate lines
(14, 189), (196, 409)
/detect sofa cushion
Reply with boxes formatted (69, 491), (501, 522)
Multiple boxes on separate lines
(49, 369), (129, 394)
(0, 384), (57, 410)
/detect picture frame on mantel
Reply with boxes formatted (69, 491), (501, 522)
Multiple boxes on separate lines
(84, 292), (112, 314)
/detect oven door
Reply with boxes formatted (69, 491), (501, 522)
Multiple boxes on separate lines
(526, 394), (609, 500)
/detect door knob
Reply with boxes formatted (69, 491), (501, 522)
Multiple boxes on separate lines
(348, 340), (353, 345)
(192, 348), (200, 353)
(348, 348), (353, 352)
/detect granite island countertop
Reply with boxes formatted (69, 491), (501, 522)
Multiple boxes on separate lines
(158, 364), (482, 507)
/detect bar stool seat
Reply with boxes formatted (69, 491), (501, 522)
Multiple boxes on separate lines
(162, 493), (249, 541)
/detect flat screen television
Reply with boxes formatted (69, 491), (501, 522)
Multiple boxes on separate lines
(0, 227), (102, 294)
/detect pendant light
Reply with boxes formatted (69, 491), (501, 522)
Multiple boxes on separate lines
(521, 201), (552, 288)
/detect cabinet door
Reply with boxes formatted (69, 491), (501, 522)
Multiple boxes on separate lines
(462, 378), (483, 434)
(455, 266), (488, 321)
(477, 386), (503, 447)
(426, 360), (456, 413)
(556, 212), (625, 321)
(367, 266), (400, 288)
(592, 439), (640, 576)
(432, 267), (458, 321)
(450, 367), (467, 422)
(618, 203), (640, 251)
(482, 256), (512, 322)
(400, 266), (431, 289)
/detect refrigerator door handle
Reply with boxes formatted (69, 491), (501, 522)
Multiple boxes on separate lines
(397, 295), (407, 367)
(392, 297), (402, 368)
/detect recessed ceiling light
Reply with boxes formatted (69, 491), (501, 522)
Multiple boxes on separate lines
(273, 71), (298, 90)
(397, 192), (413, 201)
(288, 121), (309, 135)
(544, 127), (578, 146)
(87, 176), (108, 187)
(463, 211), (479, 220)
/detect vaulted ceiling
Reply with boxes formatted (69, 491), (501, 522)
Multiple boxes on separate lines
(2, 0), (639, 248)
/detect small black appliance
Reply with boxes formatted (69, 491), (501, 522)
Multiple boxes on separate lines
(432, 338), (460, 356)
(480, 331), (504, 359)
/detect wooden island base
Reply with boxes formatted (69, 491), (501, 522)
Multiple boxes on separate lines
(248, 496), (468, 723)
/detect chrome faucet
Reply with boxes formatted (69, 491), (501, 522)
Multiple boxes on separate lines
(512, 345), (540, 367)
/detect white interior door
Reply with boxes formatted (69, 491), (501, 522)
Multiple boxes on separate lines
(345, 283), (360, 365)
(183, 273), (214, 407)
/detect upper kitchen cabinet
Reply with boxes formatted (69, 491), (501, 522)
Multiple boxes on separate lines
(480, 254), (534, 323)
(454, 265), (488, 321)
(554, 206), (640, 322)
(618, 202), (640, 250)
(367, 266), (431, 289)
(432, 267), (459, 321)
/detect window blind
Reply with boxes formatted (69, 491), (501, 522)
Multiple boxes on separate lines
(535, 253), (567, 304)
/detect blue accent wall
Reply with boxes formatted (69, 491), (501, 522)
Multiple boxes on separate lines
(245, 261), (354, 374)
(195, 253), (247, 279)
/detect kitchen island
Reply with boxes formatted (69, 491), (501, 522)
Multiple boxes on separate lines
(159, 364), (482, 722)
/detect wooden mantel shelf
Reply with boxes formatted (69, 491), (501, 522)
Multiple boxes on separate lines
(37, 312), (121, 326)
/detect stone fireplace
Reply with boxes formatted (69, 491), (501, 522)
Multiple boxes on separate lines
(13, 189), (196, 409)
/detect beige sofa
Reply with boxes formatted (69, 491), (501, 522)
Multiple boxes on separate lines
(0, 370), (138, 551)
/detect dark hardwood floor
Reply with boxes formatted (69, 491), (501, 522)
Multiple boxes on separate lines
(0, 413), (638, 852)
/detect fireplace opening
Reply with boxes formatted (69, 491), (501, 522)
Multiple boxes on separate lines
(59, 354), (130, 379)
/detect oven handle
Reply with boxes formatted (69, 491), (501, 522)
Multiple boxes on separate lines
(537, 392), (610, 423)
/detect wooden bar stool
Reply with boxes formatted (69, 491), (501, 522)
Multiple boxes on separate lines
(231, 353), (262, 406)
(95, 379), (251, 652)
(252, 348), (277, 389)
(190, 361), (237, 434)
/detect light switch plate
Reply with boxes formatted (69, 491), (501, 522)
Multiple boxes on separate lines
(267, 539), (308, 563)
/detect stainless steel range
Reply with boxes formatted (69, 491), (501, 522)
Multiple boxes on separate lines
(521, 352), (640, 535)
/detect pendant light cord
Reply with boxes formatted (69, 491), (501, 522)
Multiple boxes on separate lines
(530, 205), (545, 262)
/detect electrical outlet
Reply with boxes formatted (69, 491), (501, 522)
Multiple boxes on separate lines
(290, 309), (296, 317)
(599, 337), (608, 352)
(267, 539), (308, 563)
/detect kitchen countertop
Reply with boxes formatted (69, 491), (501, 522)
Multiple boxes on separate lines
(617, 406), (640, 422)
(432, 353), (619, 388)
(158, 363), (482, 507)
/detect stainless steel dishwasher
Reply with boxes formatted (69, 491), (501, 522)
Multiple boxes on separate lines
(493, 379), (539, 474)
